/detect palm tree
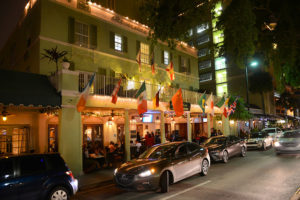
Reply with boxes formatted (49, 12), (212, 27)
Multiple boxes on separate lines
(41, 46), (67, 71)
(249, 71), (273, 114)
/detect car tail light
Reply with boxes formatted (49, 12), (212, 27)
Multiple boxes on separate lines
(66, 171), (75, 180)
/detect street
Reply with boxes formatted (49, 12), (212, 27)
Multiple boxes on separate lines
(73, 149), (300, 200)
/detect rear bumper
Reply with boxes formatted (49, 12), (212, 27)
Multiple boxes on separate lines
(70, 179), (78, 195)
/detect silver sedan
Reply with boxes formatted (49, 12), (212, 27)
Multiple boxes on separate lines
(274, 130), (300, 154)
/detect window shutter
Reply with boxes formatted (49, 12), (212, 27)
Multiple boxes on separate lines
(170, 52), (173, 61)
(68, 17), (75, 44)
(188, 58), (191, 74)
(109, 31), (114, 49)
(136, 40), (140, 54)
(161, 50), (164, 64)
(123, 36), (128, 53)
(178, 55), (182, 72)
(89, 24), (97, 49)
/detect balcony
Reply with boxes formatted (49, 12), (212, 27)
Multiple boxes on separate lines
(79, 72), (203, 105)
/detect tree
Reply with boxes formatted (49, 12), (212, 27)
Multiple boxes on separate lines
(140, 0), (218, 48)
(229, 97), (252, 121)
(41, 46), (68, 71)
(248, 71), (273, 114)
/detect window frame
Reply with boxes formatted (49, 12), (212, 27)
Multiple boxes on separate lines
(74, 20), (89, 48)
(163, 50), (169, 65)
(114, 34), (122, 52)
(140, 42), (150, 64)
(199, 73), (213, 82)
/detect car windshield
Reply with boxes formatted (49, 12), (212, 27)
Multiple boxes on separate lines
(138, 144), (177, 159)
(282, 131), (300, 138)
(263, 129), (275, 133)
(204, 137), (226, 145)
(250, 132), (268, 138)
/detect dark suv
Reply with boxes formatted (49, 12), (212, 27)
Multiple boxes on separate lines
(0, 153), (78, 200)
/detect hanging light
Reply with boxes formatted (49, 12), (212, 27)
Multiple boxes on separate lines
(2, 116), (7, 122)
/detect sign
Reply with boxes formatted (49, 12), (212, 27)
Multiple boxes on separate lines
(169, 101), (191, 111)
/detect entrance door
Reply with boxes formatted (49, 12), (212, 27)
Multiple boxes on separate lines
(136, 124), (143, 137)
(176, 123), (187, 140)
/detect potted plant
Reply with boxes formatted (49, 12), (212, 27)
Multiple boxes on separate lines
(41, 46), (68, 71)
(61, 57), (70, 70)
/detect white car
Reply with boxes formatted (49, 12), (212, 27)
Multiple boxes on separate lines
(247, 131), (273, 150)
(262, 128), (283, 139)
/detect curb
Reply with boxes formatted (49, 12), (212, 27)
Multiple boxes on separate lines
(79, 179), (114, 192)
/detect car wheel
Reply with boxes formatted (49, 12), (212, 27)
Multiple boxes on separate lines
(240, 147), (246, 157)
(200, 159), (209, 176)
(48, 186), (69, 200)
(160, 171), (169, 193)
(222, 151), (228, 163)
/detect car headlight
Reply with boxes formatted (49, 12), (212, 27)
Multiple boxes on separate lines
(138, 168), (155, 177)
(274, 141), (280, 147)
(114, 168), (118, 175)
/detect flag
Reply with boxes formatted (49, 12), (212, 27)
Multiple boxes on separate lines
(172, 88), (184, 117)
(206, 93), (214, 116)
(152, 89), (159, 109)
(111, 78), (122, 104)
(220, 96), (230, 118)
(136, 49), (141, 72)
(150, 51), (155, 75)
(198, 92), (206, 115)
(166, 61), (175, 81)
(135, 81), (147, 115)
(223, 106), (228, 118)
(228, 98), (238, 117)
(77, 74), (95, 112)
(216, 96), (225, 108)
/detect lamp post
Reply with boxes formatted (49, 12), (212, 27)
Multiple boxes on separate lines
(245, 61), (258, 111)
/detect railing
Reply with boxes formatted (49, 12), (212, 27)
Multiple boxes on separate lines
(78, 72), (207, 105)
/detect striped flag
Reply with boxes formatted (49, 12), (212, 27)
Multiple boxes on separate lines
(135, 81), (147, 115)
(228, 98), (238, 117)
(150, 51), (155, 75)
(221, 96), (230, 118)
(152, 89), (160, 109)
(166, 61), (175, 81)
(77, 74), (95, 112)
(136, 48), (141, 72)
(206, 93), (214, 116)
(111, 78), (122, 104)
(198, 92), (206, 115)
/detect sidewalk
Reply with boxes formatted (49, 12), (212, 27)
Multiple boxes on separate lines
(76, 168), (115, 191)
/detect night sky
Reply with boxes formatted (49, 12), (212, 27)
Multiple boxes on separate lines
(0, 0), (27, 50)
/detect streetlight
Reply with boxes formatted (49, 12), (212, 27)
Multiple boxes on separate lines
(245, 60), (258, 111)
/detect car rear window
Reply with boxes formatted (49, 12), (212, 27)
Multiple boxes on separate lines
(20, 156), (46, 176)
(45, 154), (68, 171)
(0, 158), (14, 181)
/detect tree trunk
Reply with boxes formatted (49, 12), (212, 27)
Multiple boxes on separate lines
(261, 92), (265, 114)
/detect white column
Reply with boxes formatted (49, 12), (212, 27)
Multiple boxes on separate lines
(124, 109), (130, 161)
(160, 111), (166, 143)
(187, 112), (192, 142)
(222, 115), (230, 136)
(207, 114), (211, 138)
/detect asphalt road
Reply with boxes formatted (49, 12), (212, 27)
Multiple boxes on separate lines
(72, 149), (300, 200)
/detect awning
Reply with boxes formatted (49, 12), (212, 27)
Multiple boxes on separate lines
(0, 69), (61, 107)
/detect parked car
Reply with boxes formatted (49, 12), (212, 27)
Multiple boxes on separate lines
(202, 135), (247, 163)
(0, 153), (78, 200)
(274, 129), (300, 155)
(262, 127), (283, 139)
(114, 142), (210, 193)
(246, 131), (273, 150)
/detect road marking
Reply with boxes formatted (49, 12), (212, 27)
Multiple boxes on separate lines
(160, 180), (211, 200)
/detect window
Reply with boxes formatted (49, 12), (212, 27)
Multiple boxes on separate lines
(197, 35), (210, 45)
(0, 127), (29, 155)
(20, 156), (46, 176)
(114, 34), (122, 51)
(189, 29), (193, 36)
(179, 56), (190, 74)
(216, 83), (228, 96)
(199, 60), (211, 70)
(75, 21), (89, 47)
(213, 30), (224, 44)
(188, 143), (199, 153)
(215, 57), (226, 70)
(0, 159), (13, 181)
(197, 23), (209, 34)
(199, 73), (212, 82)
(198, 48), (209, 58)
(176, 145), (188, 157)
(163, 51), (169, 65)
(215, 69), (227, 83)
(140, 42), (149, 64)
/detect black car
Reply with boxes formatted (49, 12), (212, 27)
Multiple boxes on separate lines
(203, 136), (247, 163)
(114, 141), (210, 193)
(0, 153), (78, 200)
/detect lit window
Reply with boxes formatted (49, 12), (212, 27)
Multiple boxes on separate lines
(140, 43), (149, 64)
(199, 60), (211, 70)
(198, 48), (209, 58)
(189, 29), (193, 36)
(199, 73), (212, 82)
(214, 3), (223, 17)
(163, 51), (169, 65)
(114, 34), (122, 51)
(213, 30), (224, 44)
(215, 69), (227, 83)
(216, 83), (227, 97)
(197, 23), (209, 34)
(197, 35), (210, 45)
(215, 57), (226, 70)
(75, 21), (89, 48)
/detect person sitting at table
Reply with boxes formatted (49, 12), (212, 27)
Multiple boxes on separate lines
(82, 144), (100, 173)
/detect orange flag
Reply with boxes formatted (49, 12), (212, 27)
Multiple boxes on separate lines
(172, 88), (184, 117)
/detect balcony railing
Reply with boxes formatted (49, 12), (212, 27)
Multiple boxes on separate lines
(79, 72), (205, 105)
